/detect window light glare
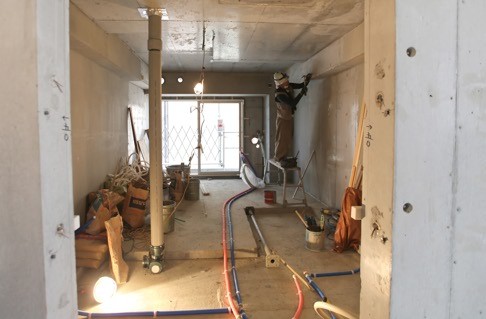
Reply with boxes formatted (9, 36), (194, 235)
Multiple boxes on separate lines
(93, 277), (117, 304)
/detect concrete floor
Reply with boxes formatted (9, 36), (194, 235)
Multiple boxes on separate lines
(77, 179), (360, 319)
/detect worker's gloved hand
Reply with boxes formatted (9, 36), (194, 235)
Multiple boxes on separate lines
(303, 73), (312, 86)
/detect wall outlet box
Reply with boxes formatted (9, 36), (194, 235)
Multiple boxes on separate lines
(351, 205), (365, 220)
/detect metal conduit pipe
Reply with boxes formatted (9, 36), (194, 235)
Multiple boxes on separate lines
(227, 201), (245, 309)
(237, 205), (306, 319)
(243, 206), (310, 290)
(78, 307), (231, 318)
(143, 8), (165, 274)
(244, 206), (279, 267)
(310, 268), (360, 278)
(222, 188), (255, 319)
(227, 189), (257, 318)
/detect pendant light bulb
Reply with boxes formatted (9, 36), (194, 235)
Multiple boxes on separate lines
(194, 81), (204, 95)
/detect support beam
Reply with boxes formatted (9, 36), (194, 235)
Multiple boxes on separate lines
(287, 23), (364, 79)
(70, 5), (142, 81)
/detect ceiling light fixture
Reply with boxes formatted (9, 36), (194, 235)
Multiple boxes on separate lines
(178, 77), (183, 83)
(161, 77), (165, 84)
(194, 23), (206, 95)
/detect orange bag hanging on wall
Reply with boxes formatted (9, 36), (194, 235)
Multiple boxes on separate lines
(333, 187), (362, 253)
(121, 183), (149, 228)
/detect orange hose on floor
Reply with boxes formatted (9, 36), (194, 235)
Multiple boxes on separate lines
(292, 275), (304, 319)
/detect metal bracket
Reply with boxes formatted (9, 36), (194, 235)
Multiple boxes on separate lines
(266, 254), (280, 268)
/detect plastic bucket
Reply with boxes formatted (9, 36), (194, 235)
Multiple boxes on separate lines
(264, 190), (276, 204)
(185, 178), (200, 201)
(305, 228), (325, 251)
(162, 200), (176, 234)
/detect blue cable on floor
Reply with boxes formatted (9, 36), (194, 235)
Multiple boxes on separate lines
(226, 187), (256, 319)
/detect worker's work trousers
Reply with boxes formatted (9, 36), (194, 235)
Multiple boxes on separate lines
(275, 116), (293, 161)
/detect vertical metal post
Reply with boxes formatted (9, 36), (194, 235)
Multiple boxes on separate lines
(143, 8), (164, 274)
(197, 101), (202, 174)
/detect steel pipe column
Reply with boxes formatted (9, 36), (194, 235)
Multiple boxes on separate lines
(143, 8), (164, 274)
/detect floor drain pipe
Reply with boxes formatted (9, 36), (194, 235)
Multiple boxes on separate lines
(244, 206), (279, 268)
(142, 7), (165, 274)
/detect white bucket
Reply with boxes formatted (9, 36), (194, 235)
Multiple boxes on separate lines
(163, 200), (176, 234)
(305, 228), (325, 252)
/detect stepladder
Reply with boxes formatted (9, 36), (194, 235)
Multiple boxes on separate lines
(268, 159), (307, 207)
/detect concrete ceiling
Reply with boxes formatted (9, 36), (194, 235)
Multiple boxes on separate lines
(71, 0), (363, 72)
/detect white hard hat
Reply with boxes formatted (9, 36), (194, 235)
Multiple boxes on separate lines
(273, 72), (288, 86)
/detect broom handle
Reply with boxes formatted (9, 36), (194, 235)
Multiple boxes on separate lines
(294, 210), (308, 228)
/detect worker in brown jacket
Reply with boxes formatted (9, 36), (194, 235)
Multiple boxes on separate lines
(273, 72), (311, 165)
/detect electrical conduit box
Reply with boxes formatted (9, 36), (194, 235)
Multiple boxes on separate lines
(351, 205), (365, 220)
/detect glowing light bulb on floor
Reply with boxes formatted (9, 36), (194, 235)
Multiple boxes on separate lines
(93, 276), (117, 303)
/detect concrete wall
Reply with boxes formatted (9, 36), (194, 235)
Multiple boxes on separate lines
(391, 0), (486, 318)
(70, 5), (145, 220)
(0, 0), (77, 318)
(392, 0), (455, 317)
(452, 1), (486, 316)
(287, 24), (364, 208)
(360, 0), (395, 317)
(361, 1), (486, 318)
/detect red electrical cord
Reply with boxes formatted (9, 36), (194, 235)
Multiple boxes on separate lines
(292, 275), (304, 319)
